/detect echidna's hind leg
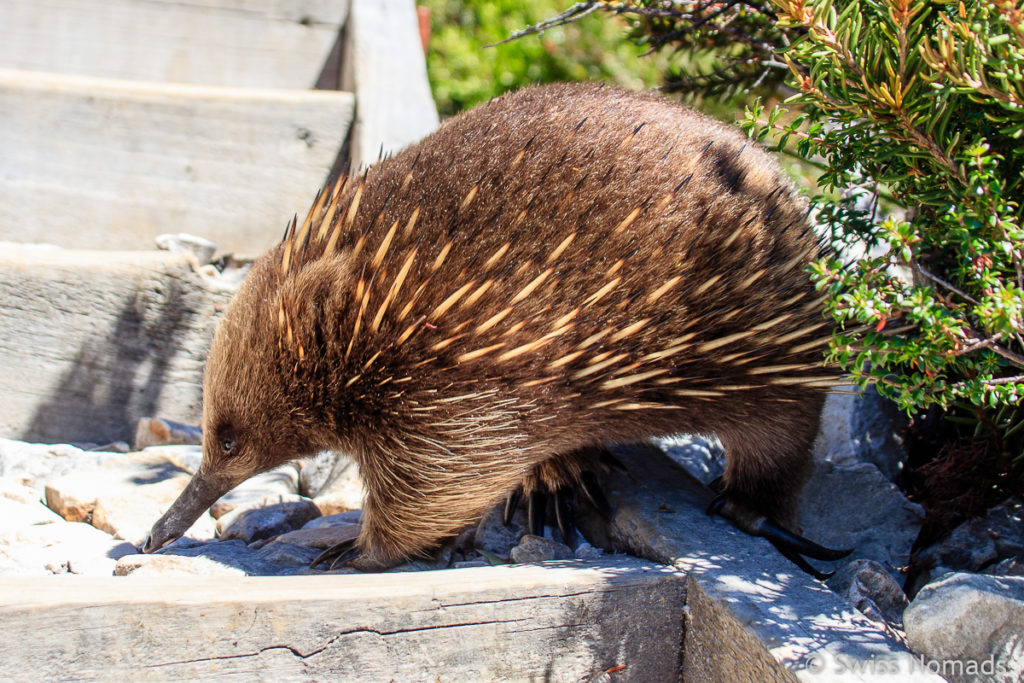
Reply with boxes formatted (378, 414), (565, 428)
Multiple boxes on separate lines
(711, 398), (852, 578)
(503, 445), (617, 546)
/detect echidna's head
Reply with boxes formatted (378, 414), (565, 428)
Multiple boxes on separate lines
(143, 249), (344, 552)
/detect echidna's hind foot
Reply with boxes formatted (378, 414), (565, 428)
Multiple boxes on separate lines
(502, 445), (618, 546)
(706, 494), (852, 580)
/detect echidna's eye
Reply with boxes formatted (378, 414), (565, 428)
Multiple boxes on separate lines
(221, 438), (235, 455)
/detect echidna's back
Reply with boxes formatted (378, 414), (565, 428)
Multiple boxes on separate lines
(282, 82), (830, 452)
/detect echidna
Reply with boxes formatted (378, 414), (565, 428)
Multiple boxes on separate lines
(144, 82), (848, 573)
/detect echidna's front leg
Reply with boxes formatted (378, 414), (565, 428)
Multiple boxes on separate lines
(503, 445), (618, 545)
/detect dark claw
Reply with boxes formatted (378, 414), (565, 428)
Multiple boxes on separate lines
(599, 450), (629, 474)
(311, 538), (358, 570)
(754, 518), (853, 562)
(769, 539), (835, 581)
(528, 490), (547, 536)
(579, 470), (613, 520)
(708, 475), (725, 494)
(553, 488), (576, 547)
(503, 488), (522, 526)
(705, 493), (726, 517)
(706, 495), (852, 580)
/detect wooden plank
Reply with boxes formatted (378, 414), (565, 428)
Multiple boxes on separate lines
(0, 559), (685, 680)
(0, 0), (350, 89)
(0, 69), (354, 252)
(0, 246), (232, 444)
(342, 0), (439, 170)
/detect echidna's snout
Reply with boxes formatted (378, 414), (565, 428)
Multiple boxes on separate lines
(141, 472), (236, 553)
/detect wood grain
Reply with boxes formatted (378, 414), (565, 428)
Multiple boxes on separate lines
(0, 559), (685, 680)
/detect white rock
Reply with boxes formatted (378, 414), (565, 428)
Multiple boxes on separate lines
(0, 520), (136, 576)
(510, 535), (573, 564)
(140, 444), (202, 473)
(905, 572), (1024, 683)
(41, 450), (216, 545)
(115, 553), (244, 577)
(0, 438), (120, 495)
(155, 232), (217, 264)
(0, 492), (64, 534)
(133, 417), (202, 450)
(310, 454), (364, 515)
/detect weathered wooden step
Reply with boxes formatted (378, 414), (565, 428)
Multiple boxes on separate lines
(0, 559), (685, 681)
(0, 69), (354, 252)
(0, 0), (351, 89)
(0, 246), (232, 444)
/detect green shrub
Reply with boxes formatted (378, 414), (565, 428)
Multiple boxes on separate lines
(742, 0), (1024, 456)
(420, 0), (667, 117)
(511, 0), (1024, 475)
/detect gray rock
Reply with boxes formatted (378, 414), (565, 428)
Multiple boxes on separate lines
(905, 572), (1024, 683)
(828, 559), (909, 632)
(917, 498), (1024, 576)
(657, 435), (724, 485)
(453, 560), (490, 569)
(133, 417), (203, 450)
(852, 386), (908, 481)
(510, 535), (573, 564)
(303, 510), (363, 528)
(574, 542), (605, 560)
(155, 232), (217, 264)
(274, 524), (360, 549)
(209, 465), (301, 518)
(155, 539), (305, 576)
(796, 460), (924, 577)
(474, 502), (524, 560)
(813, 387), (908, 481)
(254, 540), (322, 567)
(984, 557), (1024, 577)
(453, 525), (476, 554)
(382, 537), (457, 573)
(216, 496), (321, 544)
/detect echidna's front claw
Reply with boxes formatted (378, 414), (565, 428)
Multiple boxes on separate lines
(707, 495), (852, 580)
(528, 490), (547, 536)
(553, 488), (576, 547)
(502, 488), (522, 526)
(310, 537), (358, 570)
(579, 470), (613, 520)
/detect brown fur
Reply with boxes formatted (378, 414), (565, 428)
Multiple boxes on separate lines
(200, 82), (832, 567)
